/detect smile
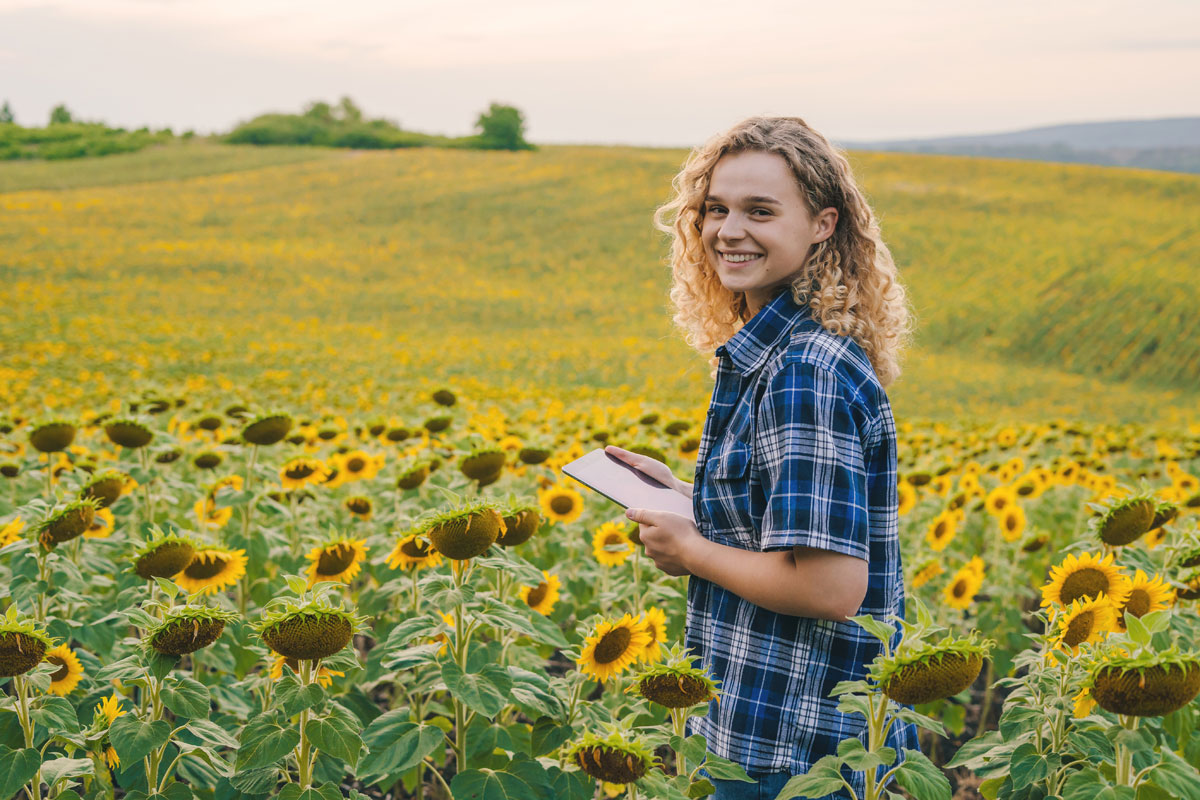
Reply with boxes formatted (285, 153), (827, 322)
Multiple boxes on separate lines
(719, 252), (762, 264)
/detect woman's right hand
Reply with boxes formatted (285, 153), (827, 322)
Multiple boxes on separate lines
(604, 445), (693, 499)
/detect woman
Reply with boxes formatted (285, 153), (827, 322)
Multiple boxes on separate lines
(607, 116), (917, 800)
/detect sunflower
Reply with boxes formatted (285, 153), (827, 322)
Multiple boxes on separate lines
(998, 503), (1026, 543)
(1, 517), (25, 548)
(344, 495), (373, 520)
(1072, 686), (1097, 719)
(877, 633), (992, 705)
(132, 534), (197, 580)
(593, 523), (636, 567)
(637, 607), (668, 663)
(44, 644), (84, 696)
(332, 450), (384, 483)
(566, 728), (658, 784)
(385, 532), (443, 571)
(1115, 569), (1175, 626)
(629, 644), (720, 709)
(1089, 652), (1200, 716)
(897, 482), (917, 516)
(279, 457), (331, 489)
(93, 694), (126, 769)
(984, 486), (1016, 516)
(82, 507), (115, 539)
(519, 570), (561, 615)
(539, 483), (584, 525)
(924, 510), (958, 552)
(911, 559), (944, 590)
(1051, 595), (1119, 654)
(258, 597), (363, 661)
(305, 537), (369, 587)
(175, 547), (248, 596)
(241, 413), (293, 446)
(944, 561), (984, 611)
(146, 605), (237, 656)
(421, 501), (504, 561)
(578, 614), (652, 684)
(193, 497), (233, 529)
(1040, 551), (1132, 609)
(269, 652), (344, 688)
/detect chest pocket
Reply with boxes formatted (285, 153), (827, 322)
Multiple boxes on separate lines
(699, 435), (756, 548)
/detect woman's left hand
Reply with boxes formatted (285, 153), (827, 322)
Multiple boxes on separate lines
(625, 508), (706, 577)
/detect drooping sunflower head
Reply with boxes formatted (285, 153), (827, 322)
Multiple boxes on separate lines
(384, 531), (443, 571)
(304, 535), (369, 587)
(628, 644), (720, 709)
(459, 446), (507, 486)
(175, 547), (248, 596)
(577, 613), (653, 684)
(256, 590), (367, 661)
(132, 531), (199, 580)
(1051, 595), (1119, 654)
(192, 450), (223, 470)
(497, 502), (541, 548)
(79, 469), (133, 509)
(432, 388), (457, 407)
(1041, 551), (1132, 609)
(241, 412), (294, 447)
(418, 499), (504, 561)
(0, 608), (54, 678)
(144, 604), (238, 657)
(344, 495), (373, 520)
(539, 483), (584, 525)
(1090, 492), (1158, 547)
(279, 456), (330, 489)
(44, 644), (84, 696)
(519, 570), (562, 616)
(35, 497), (101, 551)
(875, 632), (993, 706)
(1088, 649), (1200, 717)
(28, 418), (77, 453)
(565, 727), (658, 785)
(104, 418), (154, 449)
(517, 446), (551, 465)
(396, 460), (431, 490)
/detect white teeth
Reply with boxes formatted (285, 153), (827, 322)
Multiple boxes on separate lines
(724, 253), (760, 263)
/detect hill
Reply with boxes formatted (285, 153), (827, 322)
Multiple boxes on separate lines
(0, 141), (1196, 425)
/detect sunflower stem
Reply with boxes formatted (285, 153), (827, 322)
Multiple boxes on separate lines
(137, 447), (155, 526)
(1115, 714), (1138, 786)
(296, 659), (315, 788)
(632, 550), (643, 615)
(670, 708), (687, 775)
(14, 675), (43, 800)
(452, 564), (469, 774)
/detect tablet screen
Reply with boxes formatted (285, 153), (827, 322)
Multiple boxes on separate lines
(561, 449), (695, 522)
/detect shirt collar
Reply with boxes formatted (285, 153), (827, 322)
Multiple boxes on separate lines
(715, 289), (809, 376)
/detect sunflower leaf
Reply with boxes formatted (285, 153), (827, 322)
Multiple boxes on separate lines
(39, 756), (94, 789)
(305, 703), (362, 768)
(849, 615), (896, 649)
(893, 749), (951, 800)
(275, 673), (326, 717)
(32, 695), (81, 734)
(441, 661), (512, 719)
(110, 715), (171, 765)
(358, 710), (443, 783)
(450, 768), (532, 800)
(0, 747), (41, 800)
(162, 676), (211, 720)
(236, 713), (301, 771)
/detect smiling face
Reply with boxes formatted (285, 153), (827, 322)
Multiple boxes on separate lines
(700, 150), (838, 316)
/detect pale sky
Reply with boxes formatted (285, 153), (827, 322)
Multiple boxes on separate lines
(2, 0), (1197, 146)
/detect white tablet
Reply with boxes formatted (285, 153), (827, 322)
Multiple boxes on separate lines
(561, 449), (695, 522)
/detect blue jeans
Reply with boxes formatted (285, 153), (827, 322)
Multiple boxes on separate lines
(705, 769), (851, 800)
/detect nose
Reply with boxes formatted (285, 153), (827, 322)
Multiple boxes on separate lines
(717, 212), (747, 243)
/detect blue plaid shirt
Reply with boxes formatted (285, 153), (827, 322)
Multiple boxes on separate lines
(685, 287), (918, 788)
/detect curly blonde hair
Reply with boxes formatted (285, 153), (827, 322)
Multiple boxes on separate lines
(654, 116), (914, 389)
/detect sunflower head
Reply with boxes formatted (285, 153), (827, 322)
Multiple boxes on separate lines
(144, 604), (237, 656)
(519, 570), (562, 616)
(344, 495), (373, 519)
(193, 451), (223, 470)
(540, 483), (584, 525)
(256, 586), (367, 661)
(79, 470), (131, 509)
(565, 727), (658, 785)
(875, 632), (992, 705)
(29, 418), (77, 454)
(0, 607), (54, 678)
(628, 644), (720, 709)
(497, 502), (541, 547)
(577, 613), (653, 684)
(36, 497), (101, 550)
(104, 418), (154, 449)
(1052, 595), (1120, 654)
(305, 535), (369, 587)
(518, 446), (551, 465)
(424, 415), (453, 433)
(175, 547), (248, 596)
(132, 529), (199, 580)
(44, 644), (84, 696)
(1041, 551), (1132, 609)
(432, 388), (457, 407)
(239, 412), (294, 446)
(418, 499), (503, 561)
(1091, 492), (1158, 546)
(396, 460), (431, 490)
(1088, 649), (1200, 717)
(663, 420), (691, 437)
(459, 447), (507, 484)
(196, 414), (223, 431)
(385, 531), (442, 571)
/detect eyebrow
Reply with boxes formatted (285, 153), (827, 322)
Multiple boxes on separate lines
(704, 194), (782, 205)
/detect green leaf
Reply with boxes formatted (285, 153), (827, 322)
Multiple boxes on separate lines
(32, 695), (80, 734)
(505, 667), (563, 719)
(274, 673), (326, 717)
(1145, 749), (1200, 800)
(236, 714), (301, 771)
(110, 715), (171, 765)
(227, 765), (280, 794)
(162, 677), (211, 719)
(184, 718), (239, 749)
(529, 716), (573, 757)
(837, 738), (885, 772)
(775, 755), (846, 799)
(147, 651), (181, 681)
(1123, 612), (1151, 647)
(978, 776), (1006, 800)
(702, 749), (754, 782)
(848, 615), (896, 648)
(441, 661), (512, 718)
(687, 778), (716, 798)
(450, 768), (532, 800)
(153, 576), (181, 599)
(893, 749), (950, 800)
(1008, 742), (1047, 790)
(305, 706), (362, 768)
(39, 757), (93, 789)
(0, 746), (41, 800)
(276, 783), (342, 800)
(358, 710), (443, 783)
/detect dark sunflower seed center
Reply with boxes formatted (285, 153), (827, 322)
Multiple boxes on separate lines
(1063, 610), (1095, 648)
(400, 539), (430, 558)
(526, 582), (549, 608)
(1060, 568), (1109, 604)
(317, 544), (356, 574)
(594, 627), (632, 664)
(1124, 589), (1151, 618)
(286, 465), (315, 479)
(186, 555), (229, 580)
(48, 657), (69, 682)
(347, 457), (366, 472)
(550, 496), (575, 514)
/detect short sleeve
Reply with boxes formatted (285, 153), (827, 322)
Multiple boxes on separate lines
(755, 360), (870, 558)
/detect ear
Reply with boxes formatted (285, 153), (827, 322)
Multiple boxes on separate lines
(813, 207), (838, 243)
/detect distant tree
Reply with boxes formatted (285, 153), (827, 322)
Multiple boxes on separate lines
(474, 102), (531, 150)
(303, 101), (334, 123)
(336, 96), (363, 123)
(0, 101), (13, 124)
(49, 104), (73, 125)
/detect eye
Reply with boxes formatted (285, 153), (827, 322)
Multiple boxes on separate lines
(705, 204), (726, 215)
(751, 208), (771, 216)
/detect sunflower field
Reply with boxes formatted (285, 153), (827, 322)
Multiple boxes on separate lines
(2, 143), (1200, 800)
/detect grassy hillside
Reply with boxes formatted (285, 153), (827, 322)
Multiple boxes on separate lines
(0, 142), (1196, 425)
